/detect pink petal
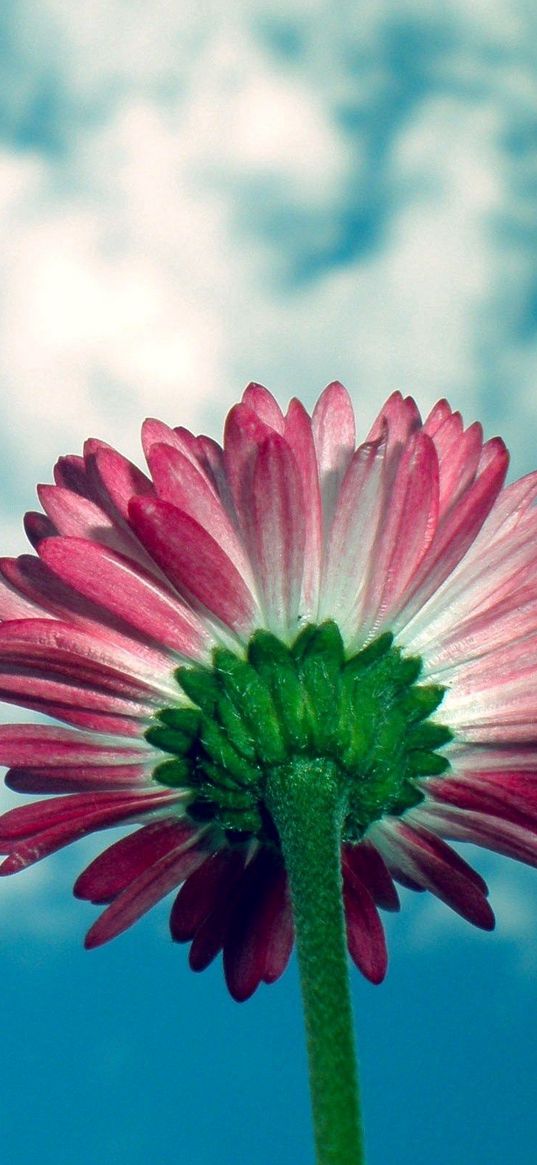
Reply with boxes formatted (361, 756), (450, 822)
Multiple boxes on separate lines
(42, 480), (161, 577)
(398, 512), (537, 661)
(423, 398), (452, 437)
(146, 442), (252, 581)
(0, 788), (173, 841)
(180, 853), (251, 973)
(367, 391), (421, 450)
(0, 705), (145, 736)
(423, 772), (537, 829)
(360, 431), (439, 631)
(40, 537), (210, 660)
(38, 485), (139, 556)
(88, 446), (154, 524)
(0, 671), (153, 720)
(311, 382), (356, 532)
(54, 454), (93, 497)
(0, 723), (150, 766)
(0, 617), (175, 696)
(262, 875), (294, 984)
(318, 437), (386, 630)
(284, 399), (323, 617)
(418, 593), (537, 676)
(247, 433), (306, 637)
(0, 574), (48, 621)
(430, 414), (483, 518)
(129, 496), (258, 636)
(74, 819), (199, 903)
(416, 802), (537, 870)
(0, 557), (178, 678)
(241, 383), (285, 432)
(223, 402), (275, 531)
(190, 435), (237, 519)
(142, 418), (198, 460)
(393, 436), (509, 630)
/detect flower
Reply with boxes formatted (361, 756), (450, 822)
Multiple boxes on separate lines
(1, 380), (536, 1001)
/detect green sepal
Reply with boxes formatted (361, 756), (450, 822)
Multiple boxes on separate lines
(339, 683), (374, 769)
(215, 693), (258, 762)
(196, 761), (254, 802)
(249, 630), (310, 750)
(390, 653), (422, 689)
(156, 706), (202, 735)
(408, 750), (450, 776)
(343, 631), (393, 675)
(294, 622), (345, 751)
(213, 649), (286, 764)
(400, 684), (446, 722)
(199, 720), (259, 786)
(152, 758), (191, 788)
(390, 778), (424, 815)
(247, 629), (292, 670)
(188, 793), (262, 835)
(297, 621), (345, 670)
(176, 666), (219, 713)
(145, 724), (193, 754)
(408, 721), (454, 750)
(291, 622), (322, 662)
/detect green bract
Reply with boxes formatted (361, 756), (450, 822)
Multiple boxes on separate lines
(146, 622), (453, 843)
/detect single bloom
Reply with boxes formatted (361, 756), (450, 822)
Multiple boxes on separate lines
(0, 381), (535, 1000)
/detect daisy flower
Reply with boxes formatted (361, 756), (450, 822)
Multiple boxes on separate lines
(0, 381), (534, 1164)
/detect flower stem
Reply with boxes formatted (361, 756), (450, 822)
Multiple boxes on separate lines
(266, 758), (365, 1165)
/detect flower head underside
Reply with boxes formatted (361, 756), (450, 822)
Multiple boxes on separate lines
(1, 381), (536, 999)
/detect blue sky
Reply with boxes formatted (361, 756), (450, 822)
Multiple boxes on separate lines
(1, 4), (537, 1163)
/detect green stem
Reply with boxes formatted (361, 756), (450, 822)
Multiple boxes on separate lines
(265, 758), (365, 1165)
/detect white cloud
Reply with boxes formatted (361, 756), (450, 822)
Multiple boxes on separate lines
(1, 0), (526, 505)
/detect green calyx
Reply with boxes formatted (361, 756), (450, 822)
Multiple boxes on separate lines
(145, 621), (453, 844)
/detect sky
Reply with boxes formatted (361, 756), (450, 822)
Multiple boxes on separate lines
(1, 3), (537, 1163)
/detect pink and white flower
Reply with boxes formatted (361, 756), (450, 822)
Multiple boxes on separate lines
(0, 381), (535, 1001)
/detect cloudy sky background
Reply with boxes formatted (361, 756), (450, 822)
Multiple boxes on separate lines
(2, 4), (537, 1163)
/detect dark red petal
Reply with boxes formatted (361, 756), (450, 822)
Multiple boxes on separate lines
(343, 874), (388, 984)
(262, 874), (294, 985)
(5, 764), (151, 794)
(74, 820), (199, 903)
(24, 512), (57, 547)
(0, 789), (178, 871)
(223, 848), (286, 1002)
(343, 841), (400, 911)
(170, 849), (247, 941)
(54, 454), (93, 497)
(379, 820), (495, 930)
(186, 855), (250, 973)
(84, 844), (206, 948)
